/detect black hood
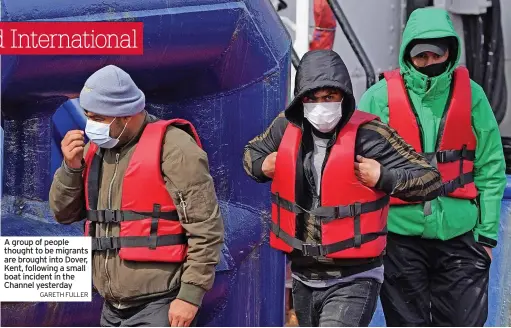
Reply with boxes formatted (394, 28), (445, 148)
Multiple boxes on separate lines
(285, 50), (356, 127)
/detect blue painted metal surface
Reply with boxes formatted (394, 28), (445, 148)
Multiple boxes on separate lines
(488, 176), (511, 327)
(0, 0), (291, 326)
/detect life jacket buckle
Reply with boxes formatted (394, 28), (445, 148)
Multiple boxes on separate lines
(349, 202), (362, 218)
(436, 151), (446, 163)
(95, 237), (114, 251)
(302, 243), (324, 257)
(457, 174), (465, 185)
(104, 210), (121, 223)
(460, 145), (468, 159)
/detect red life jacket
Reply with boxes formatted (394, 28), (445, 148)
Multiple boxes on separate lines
(270, 111), (389, 259)
(82, 119), (202, 263)
(383, 66), (477, 206)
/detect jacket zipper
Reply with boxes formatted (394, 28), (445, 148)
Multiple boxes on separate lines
(106, 153), (120, 307)
(177, 191), (189, 223)
(168, 179), (189, 223)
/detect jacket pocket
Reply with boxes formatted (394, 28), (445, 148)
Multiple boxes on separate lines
(470, 232), (492, 265)
(470, 195), (482, 225)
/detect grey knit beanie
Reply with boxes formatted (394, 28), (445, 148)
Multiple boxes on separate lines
(79, 65), (145, 117)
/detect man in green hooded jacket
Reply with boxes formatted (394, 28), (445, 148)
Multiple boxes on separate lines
(358, 7), (506, 326)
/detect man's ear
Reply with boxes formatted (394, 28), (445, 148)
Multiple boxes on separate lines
(121, 116), (132, 125)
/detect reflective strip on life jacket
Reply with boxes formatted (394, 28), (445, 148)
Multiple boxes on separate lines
(270, 110), (389, 259)
(83, 119), (202, 263)
(384, 66), (477, 206)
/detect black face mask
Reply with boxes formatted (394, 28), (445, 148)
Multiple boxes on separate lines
(415, 61), (449, 77)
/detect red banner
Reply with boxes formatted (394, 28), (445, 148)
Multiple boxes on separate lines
(0, 22), (143, 55)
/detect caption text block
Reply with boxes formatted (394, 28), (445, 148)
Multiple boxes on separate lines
(0, 237), (92, 302)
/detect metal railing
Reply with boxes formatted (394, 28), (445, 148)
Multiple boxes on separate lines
(272, 0), (377, 91)
(326, 0), (376, 89)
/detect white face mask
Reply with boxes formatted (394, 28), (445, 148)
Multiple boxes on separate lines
(303, 102), (343, 133)
(85, 118), (128, 149)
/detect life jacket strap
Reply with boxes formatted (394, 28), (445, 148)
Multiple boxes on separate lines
(86, 207), (180, 223)
(91, 234), (187, 251)
(442, 171), (475, 195)
(312, 196), (389, 223)
(270, 194), (389, 222)
(270, 222), (387, 257)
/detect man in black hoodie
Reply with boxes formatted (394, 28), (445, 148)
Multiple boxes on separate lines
(243, 50), (444, 326)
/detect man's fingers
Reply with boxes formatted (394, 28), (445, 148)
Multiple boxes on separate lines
(169, 314), (189, 327)
(67, 130), (84, 136)
(355, 162), (369, 172)
(67, 140), (85, 150)
(176, 318), (186, 327)
(68, 147), (84, 158)
(64, 130), (84, 140)
(170, 315), (178, 327)
(357, 155), (376, 164)
(62, 133), (84, 147)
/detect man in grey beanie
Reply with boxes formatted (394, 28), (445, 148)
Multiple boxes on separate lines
(49, 65), (225, 327)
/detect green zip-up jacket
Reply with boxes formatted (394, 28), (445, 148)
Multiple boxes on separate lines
(358, 7), (506, 247)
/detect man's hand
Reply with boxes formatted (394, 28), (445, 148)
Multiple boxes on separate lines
(483, 246), (493, 261)
(354, 155), (381, 188)
(61, 130), (85, 169)
(262, 152), (278, 179)
(168, 299), (198, 327)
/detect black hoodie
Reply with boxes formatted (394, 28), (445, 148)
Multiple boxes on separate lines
(243, 50), (442, 278)
(286, 50), (357, 127)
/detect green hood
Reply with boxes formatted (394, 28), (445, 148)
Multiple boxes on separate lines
(399, 7), (461, 88)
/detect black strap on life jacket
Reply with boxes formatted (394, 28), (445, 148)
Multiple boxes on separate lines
(441, 172), (475, 195)
(424, 147), (475, 164)
(87, 203), (187, 251)
(423, 144), (475, 195)
(86, 208), (180, 223)
(309, 196), (389, 222)
(271, 194), (389, 257)
(270, 194), (389, 219)
(270, 222), (387, 257)
(421, 145), (475, 214)
(91, 234), (187, 251)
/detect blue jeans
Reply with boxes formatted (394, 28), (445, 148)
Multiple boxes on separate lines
(292, 278), (381, 327)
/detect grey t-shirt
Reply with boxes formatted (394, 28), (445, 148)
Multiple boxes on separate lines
(311, 133), (328, 195)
